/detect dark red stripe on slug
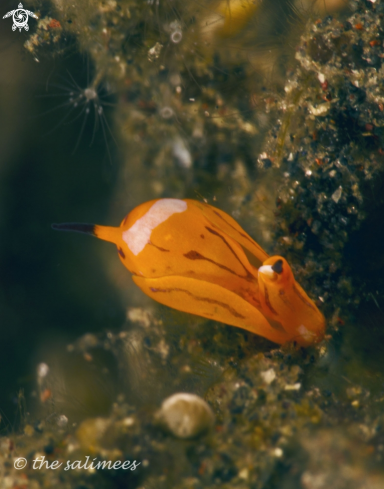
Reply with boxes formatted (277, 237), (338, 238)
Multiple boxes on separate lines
(263, 284), (278, 316)
(204, 227), (255, 281)
(149, 287), (246, 319)
(148, 241), (170, 252)
(246, 291), (261, 308)
(277, 287), (291, 308)
(184, 250), (247, 279)
(118, 247), (125, 259)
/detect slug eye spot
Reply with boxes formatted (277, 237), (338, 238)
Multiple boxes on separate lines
(271, 259), (283, 274)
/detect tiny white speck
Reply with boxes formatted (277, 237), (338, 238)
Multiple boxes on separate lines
(57, 415), (68, 427)
(173, 138), (192, 168)
(260, 368), (276, 385)
(37, 363), (49, 378)
(331, 186), (342, 203)
(122, 417), (135, 427)
(273, 448), (283, 457)
(284, 383), (301, 391)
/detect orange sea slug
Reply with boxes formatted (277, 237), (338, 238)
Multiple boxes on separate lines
(53, 199), (325, 346)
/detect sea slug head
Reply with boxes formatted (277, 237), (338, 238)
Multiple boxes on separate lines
(258, 256), (325, 346)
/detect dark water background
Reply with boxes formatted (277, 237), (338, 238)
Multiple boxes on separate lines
(0, 14), (126, 428)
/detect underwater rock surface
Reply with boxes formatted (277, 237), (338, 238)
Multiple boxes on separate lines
(262, 0), (384, 321)
(2, 302), (384, 488)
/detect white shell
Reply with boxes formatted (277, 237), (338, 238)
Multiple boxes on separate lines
(155, 393), (214, 439)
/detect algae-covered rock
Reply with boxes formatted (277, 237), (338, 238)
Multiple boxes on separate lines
(260, 0), (384, 327)
(2, 303), (384, 488)
(23, 0), (320, 208)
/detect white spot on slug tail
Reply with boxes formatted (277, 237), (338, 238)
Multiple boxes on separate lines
(122, 199), (187, 255)
(297, 324), (313, 342)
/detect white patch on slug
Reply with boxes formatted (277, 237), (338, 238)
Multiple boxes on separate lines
(123, 199), (187, 255)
